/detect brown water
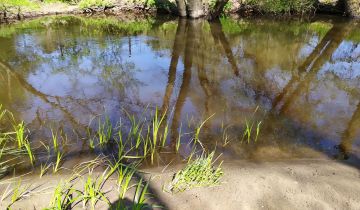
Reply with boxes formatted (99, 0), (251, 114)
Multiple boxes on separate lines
(0, 15), (359, 167)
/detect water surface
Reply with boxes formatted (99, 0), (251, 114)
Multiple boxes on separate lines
(0, 15), (359, 166)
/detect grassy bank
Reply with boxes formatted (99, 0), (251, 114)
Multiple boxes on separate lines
(1, 0), (359, 22)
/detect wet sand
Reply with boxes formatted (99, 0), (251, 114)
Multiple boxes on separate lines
(1, 159), (360, 209)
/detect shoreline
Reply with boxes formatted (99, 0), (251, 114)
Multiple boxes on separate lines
(0, 1), (358, 24)
(1, 158), (359, 209)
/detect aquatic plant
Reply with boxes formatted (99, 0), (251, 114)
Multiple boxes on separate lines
(242, 119), (262, 144)
(82, 174), (110, 209)
(166, 151), (223, 193)
(133, 178), (150, 210)
(14, 121), (26, 149)
(39, 162), (52, 178)
(176, 124), (182, 152)
(23, 139), (35, 165)
(46, 182), (80, 210)
(51, 129), (59, 152)
(5, 179), (33, 209)
(222, 124), (232, 147)
(194, 114), (215, 142)
(117, 164), (136, 199)
(53, 151), (64, 173)
(241, 106), (262, 144)
(97, 116), (113, 147)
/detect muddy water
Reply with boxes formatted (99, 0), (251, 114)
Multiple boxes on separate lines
(0, 15), (359, 166)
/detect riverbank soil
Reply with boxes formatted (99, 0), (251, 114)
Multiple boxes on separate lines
(1, 160), (360, 209)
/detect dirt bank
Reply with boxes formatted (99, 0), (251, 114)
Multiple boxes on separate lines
(1, 159), (360, 209)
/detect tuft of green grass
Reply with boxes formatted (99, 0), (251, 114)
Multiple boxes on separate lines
(78, 0), (113, 9)
(46, 182), (81, 210)
(39, 162), (52, 178)
(53, 151), (64, 173)
(23, 139), (35, 165)
(81, 174), (110, 210)
(14, 121), (26, 149)
(133, 178), (150, 210)
(6, 179), (32, 209)
(241, 107), (262, 144)
(97, 117), (112, 147)
(117, 164), (136, 199)
(51, 129), (59, 152)
(166, 151), (223, 193)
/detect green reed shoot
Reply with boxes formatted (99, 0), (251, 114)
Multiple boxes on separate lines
(40, 162), (51, 178)
(176, 124), (182, 152)
(82, 175), (110, 210)
(255, 121), (262, 142)
(47, 182), (80, 210)
(143, 125), (150, 157)
(133, 178), (150, 210)
(51, 129), (59, 152)
(7, 179), (32, 209)
(161, 123), (169, 147)
(242, 119), (262, 144)
(117, 164), (136, 199)
(152, 107), (166, 147)
(53, 151), (64, 173)
(97, 117), (112, 147)
(24, 139), (35, 165)
(14, 121), (26, 149)
(194, 114), (215, 142)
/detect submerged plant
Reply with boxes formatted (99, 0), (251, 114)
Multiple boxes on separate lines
(166, 151), (223, 193)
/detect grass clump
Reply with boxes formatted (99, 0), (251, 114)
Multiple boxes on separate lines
(248, 0), (316, 14)
(0, 0), (39, 18)
(46, 182), (80, 210)
(78, 0), (113, 9)
(166, 151), (223, 193)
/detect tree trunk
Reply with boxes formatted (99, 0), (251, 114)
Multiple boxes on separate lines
(187, 0), (204, 18)
(209, 0), (229, 19)
(175, 0), (187, 17)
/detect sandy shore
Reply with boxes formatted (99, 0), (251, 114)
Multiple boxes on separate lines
(1, 159), (360, 209)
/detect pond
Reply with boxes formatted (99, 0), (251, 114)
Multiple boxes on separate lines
(0, 15), (359, 173)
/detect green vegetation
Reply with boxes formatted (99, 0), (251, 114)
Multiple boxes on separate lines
(166, 151), (223, 193)
(78, 0), (113, 9)
(82, 175), (110, 209)
(0, 0), (38, 18)
(46, 182), (78, 210)
(53, 151), (64, 173)
(0, 101), (231, 208)
(248, 0), (316, 14)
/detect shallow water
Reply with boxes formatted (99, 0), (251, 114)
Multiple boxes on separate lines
(0, 15), (359, 167)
